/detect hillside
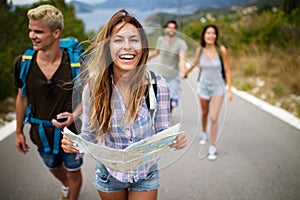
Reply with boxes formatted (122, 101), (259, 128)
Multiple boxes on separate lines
(70, 0), (253, 13)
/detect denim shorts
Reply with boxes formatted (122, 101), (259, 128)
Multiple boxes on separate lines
(37, 147), (83, 171)
(197, 78), (225, 100)
(94, 162), (159, 193)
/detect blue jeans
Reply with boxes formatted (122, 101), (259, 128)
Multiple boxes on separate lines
(37, 147), (83, 171)
(94, 163), (160, 193)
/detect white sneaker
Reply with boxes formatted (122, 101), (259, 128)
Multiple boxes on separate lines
(61, 185), (69, 200)
(199, 132), (208, 145)
(208, 145), (217, 160)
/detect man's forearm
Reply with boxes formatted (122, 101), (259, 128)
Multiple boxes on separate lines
(15, 91), (27, 134)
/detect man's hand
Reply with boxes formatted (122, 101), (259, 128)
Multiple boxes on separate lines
(52, 112), (74, 128)
(16, 132), (29, 154)
(181, 71), (188, 79)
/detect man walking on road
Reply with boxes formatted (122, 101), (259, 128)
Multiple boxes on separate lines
(14, 5), (83, 200)
(149, 20), (188, 113)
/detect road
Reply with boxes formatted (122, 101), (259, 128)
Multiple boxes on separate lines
(0, 70), (300, 200)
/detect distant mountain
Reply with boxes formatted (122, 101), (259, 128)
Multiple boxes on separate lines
(70, 0), (256, 13)
(69, 0), (93, 13)
(93, 0), (254, 9)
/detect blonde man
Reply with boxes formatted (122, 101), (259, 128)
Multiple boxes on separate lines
(14, 5), (83, 200)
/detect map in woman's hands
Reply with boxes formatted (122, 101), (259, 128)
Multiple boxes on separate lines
(62, 123), (182, 172)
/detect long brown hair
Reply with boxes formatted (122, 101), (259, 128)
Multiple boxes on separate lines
(84, 9), (149, 138)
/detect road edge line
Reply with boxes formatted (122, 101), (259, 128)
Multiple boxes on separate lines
(0, 119), (16, 141)
(232, 87), (300, 130)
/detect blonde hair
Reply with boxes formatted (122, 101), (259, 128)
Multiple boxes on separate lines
(27, 4), (64, 31)
(84, 9), (149, 138)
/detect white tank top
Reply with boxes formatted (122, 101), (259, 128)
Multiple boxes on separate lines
(199, 53), (222, 82)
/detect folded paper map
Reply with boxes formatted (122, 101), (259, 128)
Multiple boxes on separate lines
(62, 123), (182, 172)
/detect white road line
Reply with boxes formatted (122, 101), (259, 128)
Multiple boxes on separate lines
(232, 88), (300, 130)
(0, 119), (16, 141)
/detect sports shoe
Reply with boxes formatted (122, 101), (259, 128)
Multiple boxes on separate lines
(199, 132), (208, 145)
(60, 186), (69, 200)
(208, 145), (217, 160)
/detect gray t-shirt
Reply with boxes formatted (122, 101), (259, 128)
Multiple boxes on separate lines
(155, 36), (188, 78)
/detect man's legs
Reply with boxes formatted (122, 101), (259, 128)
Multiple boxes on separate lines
(50, 164), (82, 200)
(38, 148), (83, 200)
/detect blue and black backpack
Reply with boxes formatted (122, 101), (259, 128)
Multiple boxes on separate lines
(19, 37), (85, 154)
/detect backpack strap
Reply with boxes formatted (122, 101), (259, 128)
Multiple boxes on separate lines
(145, 70), (157, 129)
(60, 37), (85, 107)
(59, 37), (84, 79)
(217, 46), (226, 82)
(25, 106), (60, 154)
(20, 48), (35, 95)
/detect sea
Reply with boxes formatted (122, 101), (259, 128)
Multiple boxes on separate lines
(76, 7), (195, 31)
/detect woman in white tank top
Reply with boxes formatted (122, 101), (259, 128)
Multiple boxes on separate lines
(183, 24), (233, 160)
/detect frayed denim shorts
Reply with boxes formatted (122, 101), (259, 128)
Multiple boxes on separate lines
(37, 147), (83, 171)
(94, 162), (159, 193)
(197, 78), (225, 100)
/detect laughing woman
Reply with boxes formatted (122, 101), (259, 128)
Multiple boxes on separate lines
(61, 9), (186, 200)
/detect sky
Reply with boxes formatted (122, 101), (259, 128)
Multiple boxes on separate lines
(12, 0), (105, 5)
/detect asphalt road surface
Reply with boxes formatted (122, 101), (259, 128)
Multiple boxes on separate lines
(1, 70), (300, 200)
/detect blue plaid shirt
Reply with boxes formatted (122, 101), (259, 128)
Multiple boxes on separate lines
(80, 74), (170, 183)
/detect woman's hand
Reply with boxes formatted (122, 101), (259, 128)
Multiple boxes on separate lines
(181, 70), (188, 79)
(61, 135), (80, 154)
(228, 90), (233, 102)
(170, 132), (187, 149)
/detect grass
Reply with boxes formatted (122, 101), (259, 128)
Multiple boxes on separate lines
(230, 46), (300, 118)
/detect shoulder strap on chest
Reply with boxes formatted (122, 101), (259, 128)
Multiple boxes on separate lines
(145, 70), (157, 110)
(20, 47), (35, 95)
(145, 70), (157, 128)
(217, 46), (226, 82)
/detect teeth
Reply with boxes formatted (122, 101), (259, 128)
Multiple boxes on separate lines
(119, 55), (134, 59)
